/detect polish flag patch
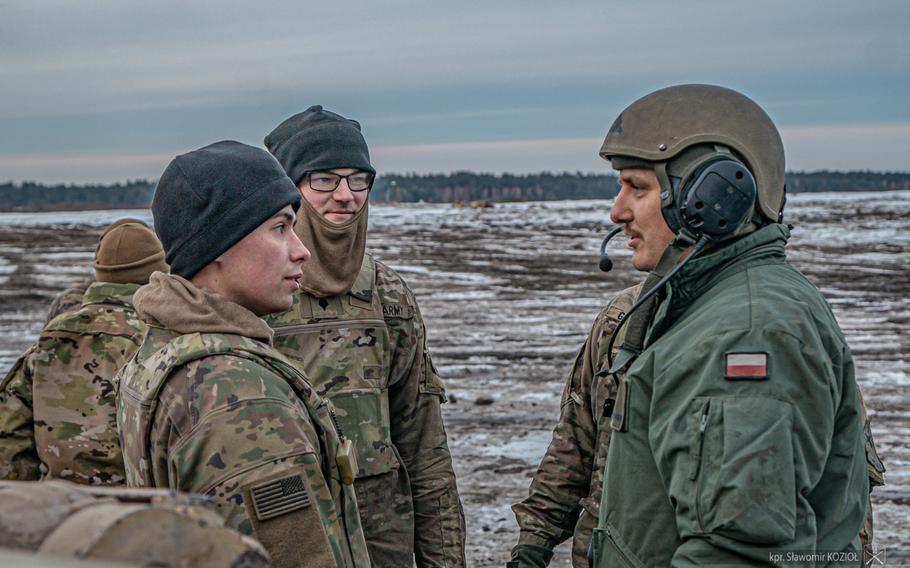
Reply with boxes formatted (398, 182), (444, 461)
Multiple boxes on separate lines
(725, 352), (769, 380)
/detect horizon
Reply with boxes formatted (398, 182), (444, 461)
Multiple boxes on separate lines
(4, 168), (910, 189)
(2, 1), (909, 183)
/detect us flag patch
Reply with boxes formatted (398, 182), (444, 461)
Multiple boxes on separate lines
(724, 352), (769, 380)
(250, 474), (310, 520)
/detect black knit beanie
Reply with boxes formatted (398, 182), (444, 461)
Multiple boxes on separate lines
(152, 140), (301, 278)
(264, 105), (374, 185)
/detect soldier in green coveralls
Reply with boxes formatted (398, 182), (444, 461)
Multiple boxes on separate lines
(0, 219), (167, 485)
(116, 141), (371, 568)
(510, 87), (884, 565)
(511, 266), (882, 568)
(583, 85), (870, 566)
(264, 106), (466, 568)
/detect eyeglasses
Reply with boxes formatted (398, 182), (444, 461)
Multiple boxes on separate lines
(305, 171), (375, 193)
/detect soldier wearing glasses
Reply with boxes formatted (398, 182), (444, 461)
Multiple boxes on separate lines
(264, 106), (466, 568)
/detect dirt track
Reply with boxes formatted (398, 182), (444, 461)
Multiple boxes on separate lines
(1, 192), (908, 565)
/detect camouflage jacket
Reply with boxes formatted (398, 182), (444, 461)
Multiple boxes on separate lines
(117, 274), (370, 568)
(511, 285), (639, 567)
(0, 282), (145, 485)
(45, 282), (91, 324)
(264, 253), (465, 568)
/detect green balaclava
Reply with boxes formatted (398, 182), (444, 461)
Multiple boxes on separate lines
(265, 105), (374, 297)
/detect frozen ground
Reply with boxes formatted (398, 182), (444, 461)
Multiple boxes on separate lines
(1, 192), (908, 566)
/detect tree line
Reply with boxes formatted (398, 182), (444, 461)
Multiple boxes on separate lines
(2, 171), (910, 212)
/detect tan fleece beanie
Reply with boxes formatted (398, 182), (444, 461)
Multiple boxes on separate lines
(93, 218), (168, 284)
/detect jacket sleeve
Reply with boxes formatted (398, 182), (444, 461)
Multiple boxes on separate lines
(382, 268), (467, 567)
(0, 347), (41, 480)
(151, 359), (353, 568)
(511, 293), (626, 559)
(650, 329), (867, 566)
(511, 331), (597, 552)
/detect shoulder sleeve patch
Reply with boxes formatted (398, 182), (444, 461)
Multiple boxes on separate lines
(382, 303), (413, 319)
(724, 352), (768, 380)
(249, 474), (310, 520)
(374, 259), (416, 320)
(240, 469), (335, 566)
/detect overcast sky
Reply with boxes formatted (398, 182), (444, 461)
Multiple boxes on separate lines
(1, 0), (909, 183)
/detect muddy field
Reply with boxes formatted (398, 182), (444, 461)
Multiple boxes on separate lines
(2, 191), (908, 566)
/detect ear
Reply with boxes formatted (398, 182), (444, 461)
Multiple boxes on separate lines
(211, 233), (244, 266)
(189, 254), (224, 290)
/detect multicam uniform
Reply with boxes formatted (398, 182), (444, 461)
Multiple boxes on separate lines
(511, 285), (638, 567)
(265, 253), (466, 567)
(45, 282), (90, 324)
(0, 282), (145, 484)
(117, 274), (370, 568)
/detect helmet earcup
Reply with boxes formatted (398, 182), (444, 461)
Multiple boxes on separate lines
(675, 159), (756, 240)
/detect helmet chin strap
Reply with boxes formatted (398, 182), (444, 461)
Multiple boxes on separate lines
(655, 161), (683, 234)
(606, 232), (710, 374)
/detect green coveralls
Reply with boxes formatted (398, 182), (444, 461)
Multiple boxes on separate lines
(593, 224), (868, 567)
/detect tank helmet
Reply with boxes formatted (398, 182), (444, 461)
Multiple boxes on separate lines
(600, 84), (786, 224)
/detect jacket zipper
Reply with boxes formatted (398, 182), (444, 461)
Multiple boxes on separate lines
(693, 400), (711, 532)
(323, 402), (365, 567)
(328, 405), (346, 442)
(602, 525), (645, 568)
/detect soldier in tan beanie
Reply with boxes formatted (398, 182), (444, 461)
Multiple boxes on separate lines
(45, 219), (168, 321)
(0, 218), (167, 485)
(93, 218), (168, 284)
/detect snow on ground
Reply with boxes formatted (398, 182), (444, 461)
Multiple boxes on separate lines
(1, 190), (908, 565)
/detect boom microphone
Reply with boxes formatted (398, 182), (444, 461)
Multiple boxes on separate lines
(599, 226), (623, 272)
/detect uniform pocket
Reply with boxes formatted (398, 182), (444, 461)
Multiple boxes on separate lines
(352, 463), (414, 562)
(330, 387), (397, 478)
(590, 525), (645, 568)
(418, 351), (447, 398)
(592, 369), (619, 429)
(690, 396), (796, 544)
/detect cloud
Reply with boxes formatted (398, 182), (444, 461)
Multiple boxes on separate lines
(780, 122), (910, 171)
(0, 152), (175, 184)
(5, 120), (909, 184)
(1, 0), (908, 179)
(372, 137), (605, 174)
(372, 122), (910, 175)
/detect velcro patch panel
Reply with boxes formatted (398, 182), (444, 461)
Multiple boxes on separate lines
(250, 474), (310, 520)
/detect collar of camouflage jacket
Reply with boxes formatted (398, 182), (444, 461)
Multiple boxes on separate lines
(82, 281), (140, 308)
(133, 272), (273, 342)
